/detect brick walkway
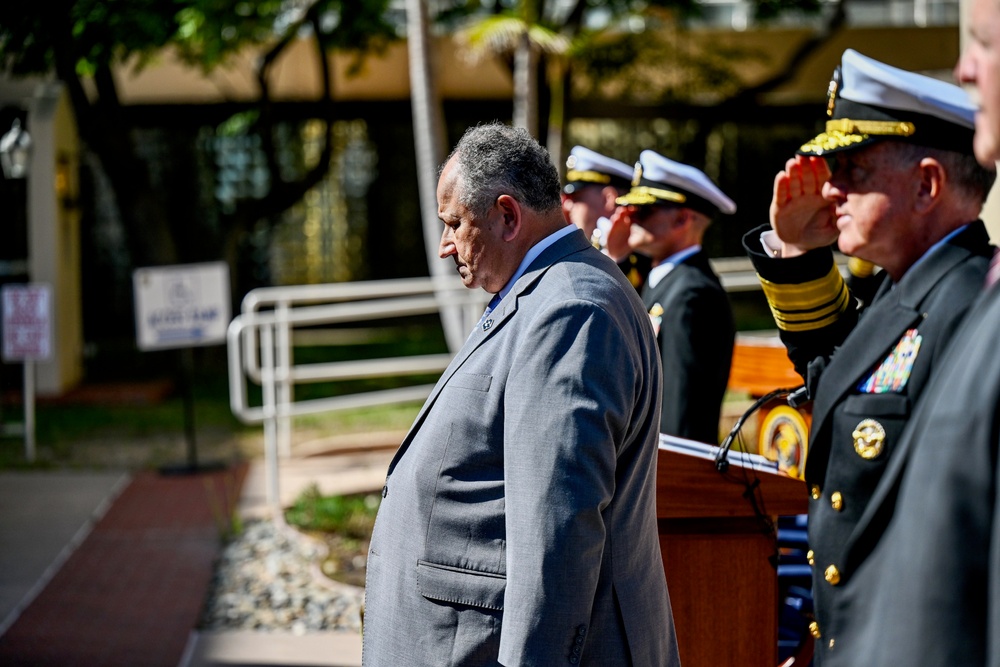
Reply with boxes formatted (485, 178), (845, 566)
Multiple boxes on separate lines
(0, 465), (246, 667)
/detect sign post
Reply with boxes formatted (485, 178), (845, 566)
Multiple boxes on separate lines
(133, 262), (231, 473)
(2, 283), (53, 462)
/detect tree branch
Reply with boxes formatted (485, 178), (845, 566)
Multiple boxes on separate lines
(234, 3), (336, 225)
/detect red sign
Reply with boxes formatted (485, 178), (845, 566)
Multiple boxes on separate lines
(2, 284), (52, 361)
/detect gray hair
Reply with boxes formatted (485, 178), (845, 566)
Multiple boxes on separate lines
(444, 123), (561, 219)
(891, 141), (997, 203)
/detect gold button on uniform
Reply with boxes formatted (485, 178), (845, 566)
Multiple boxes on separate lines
(824, 564), (841, 585)
(809, 621), (821, 639)
(806, 549), (815, 565)
(810, 485), (822, 500)
(830, 491), (844, 511)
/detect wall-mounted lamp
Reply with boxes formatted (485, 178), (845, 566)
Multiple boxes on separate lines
(0, 118), (32, 180)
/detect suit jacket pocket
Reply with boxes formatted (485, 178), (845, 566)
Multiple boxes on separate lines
(842, 392), (910, 417)
(417, 560), (505, 610)
(447, 372), (493, 392)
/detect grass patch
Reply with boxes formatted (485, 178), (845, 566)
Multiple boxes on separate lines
(285, 484), (381, 588)
(0, 317), (443, 469)
(285, 485), (381, 538)
(292, 401), (422, 433)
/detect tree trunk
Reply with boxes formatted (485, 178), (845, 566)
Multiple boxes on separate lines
(406, 0), (468, 352)
(545, 58), (568, 169)
(512, 31), (539, 137)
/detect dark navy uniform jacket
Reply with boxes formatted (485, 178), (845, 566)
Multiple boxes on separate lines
(642, 249), (734, 444)
(743, 221), (992, 663)
(843, 271), (1000, 666)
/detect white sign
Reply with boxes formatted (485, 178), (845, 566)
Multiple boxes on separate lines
(2, 284), (52, 362)
(133, 262), (231, 351)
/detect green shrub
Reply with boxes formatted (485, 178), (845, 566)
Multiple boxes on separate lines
(285, 484), (380, 540)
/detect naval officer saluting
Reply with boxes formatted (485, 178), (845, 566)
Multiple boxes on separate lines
(742, 48), (996, 663)
(561, 145), (653, 289)
(611, 150), (737, 443)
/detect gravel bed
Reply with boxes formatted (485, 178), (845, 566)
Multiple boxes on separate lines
(199, 517), (365, 634)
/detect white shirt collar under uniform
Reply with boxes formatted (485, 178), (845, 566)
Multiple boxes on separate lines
(647, 244), (701, 289)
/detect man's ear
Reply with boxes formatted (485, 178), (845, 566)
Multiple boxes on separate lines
(601, 186), (621, 211)
(495, 194), (523, 241)
(674, 208), (693, 228)
(915, 157), (945, 213)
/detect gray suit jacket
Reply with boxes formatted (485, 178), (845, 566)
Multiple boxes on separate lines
(362, 230), (679, 667)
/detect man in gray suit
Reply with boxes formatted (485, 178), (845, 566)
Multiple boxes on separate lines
(362, 124), (679, 667)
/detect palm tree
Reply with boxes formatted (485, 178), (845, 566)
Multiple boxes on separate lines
(455, 2), (570, 139)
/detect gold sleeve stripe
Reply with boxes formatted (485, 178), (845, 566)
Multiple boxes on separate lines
(758, 265), (850, 332)
(771, 289), (851, 332)
(847, 257), (876, 279)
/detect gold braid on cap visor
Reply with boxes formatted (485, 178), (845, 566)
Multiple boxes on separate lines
(800, 119), (917, 154)
(617, 186), (687, 206)
(566, 169), (612, 185)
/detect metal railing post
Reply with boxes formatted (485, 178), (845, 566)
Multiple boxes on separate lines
(260, 323), (280, 510)
(276, 300), (293, 460)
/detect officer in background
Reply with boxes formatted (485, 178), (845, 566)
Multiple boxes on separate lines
(561, 145), (652, 289)
(612, 150), (736, 443)
(742, 49), (995, 664)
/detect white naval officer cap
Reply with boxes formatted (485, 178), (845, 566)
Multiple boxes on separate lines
(799, 48), (977, 156)
(616, 150), (736, 216)
(563, 145), (634, 194)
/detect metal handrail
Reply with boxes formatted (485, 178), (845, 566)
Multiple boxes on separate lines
(226, 256), (799, 508)
(227, 275), (489, 508)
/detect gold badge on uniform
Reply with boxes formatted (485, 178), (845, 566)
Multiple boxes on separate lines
(852, 418), (886, 459)
(648, 303), (663, 336)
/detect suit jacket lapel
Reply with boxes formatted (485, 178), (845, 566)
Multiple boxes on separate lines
(386, 230), (591, 474)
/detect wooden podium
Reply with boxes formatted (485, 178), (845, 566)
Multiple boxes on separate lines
(656, 440), (807, 667)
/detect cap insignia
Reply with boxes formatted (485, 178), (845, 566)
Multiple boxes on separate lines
(632, 161), (643, 187)
(826, 66), (841, 118)
(566, 155), (577, 169)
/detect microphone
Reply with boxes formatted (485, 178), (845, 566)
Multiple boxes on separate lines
(715, 386), (806, 473)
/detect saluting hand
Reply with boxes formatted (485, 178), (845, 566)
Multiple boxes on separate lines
(769, 155), (838, 257)
(606, 205), (633, 262)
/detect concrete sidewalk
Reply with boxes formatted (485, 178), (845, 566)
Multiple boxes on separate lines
(0, 470), (130, 637)
(181, 447), (394, 667)
(0, 436), (395, 667)
(0, 466), (246, 666)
